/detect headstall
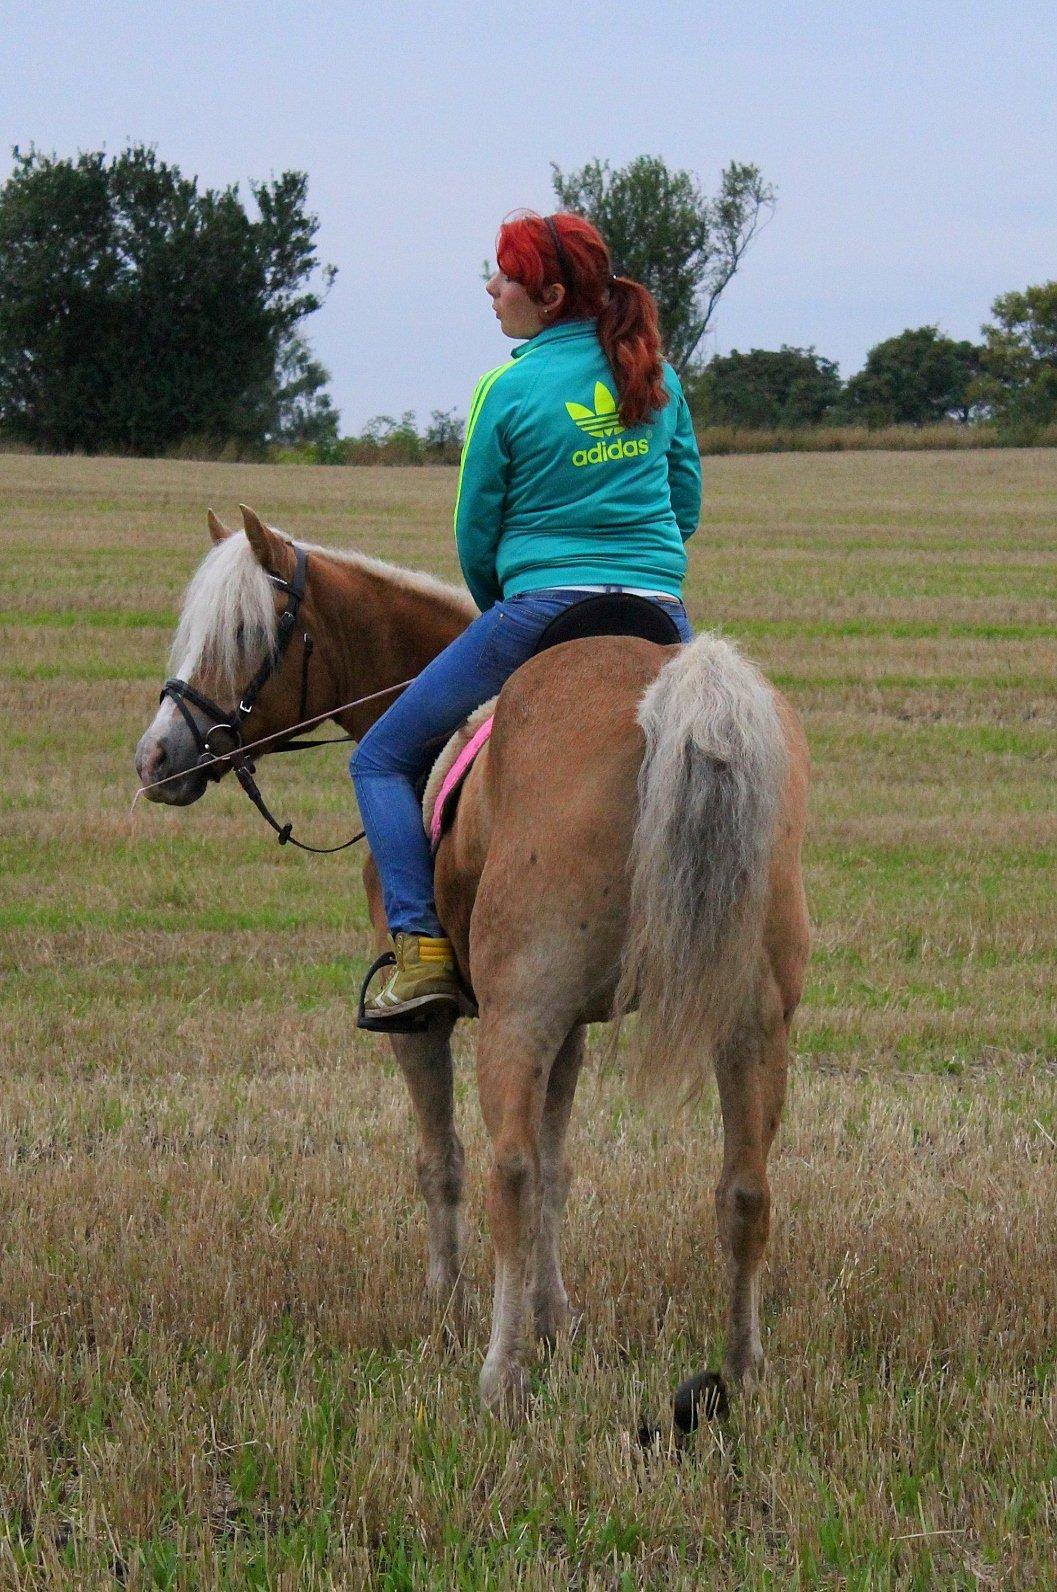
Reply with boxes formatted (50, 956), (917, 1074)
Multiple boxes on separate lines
(160, 545), (363, 854)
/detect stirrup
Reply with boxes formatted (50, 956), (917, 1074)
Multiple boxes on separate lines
(356, 951), (459, 1033)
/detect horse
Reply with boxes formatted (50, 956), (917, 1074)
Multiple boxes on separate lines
(134, 504), (810, 1418)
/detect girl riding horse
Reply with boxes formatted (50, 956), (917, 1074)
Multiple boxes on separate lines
(352, 212), (700, 1026)
(134, 212), (809, 1417)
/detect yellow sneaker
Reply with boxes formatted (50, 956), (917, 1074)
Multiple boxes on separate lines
(358, 933), (464, 1030)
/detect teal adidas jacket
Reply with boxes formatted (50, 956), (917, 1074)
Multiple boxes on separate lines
(453, 319), (701, 612)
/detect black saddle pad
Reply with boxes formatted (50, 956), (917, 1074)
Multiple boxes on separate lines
(531, 593), (681, 656)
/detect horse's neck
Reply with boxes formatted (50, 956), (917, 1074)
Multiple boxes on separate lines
(311, 555), (475, 734)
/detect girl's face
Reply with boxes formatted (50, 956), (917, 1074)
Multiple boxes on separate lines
(486, 269), (562, 339)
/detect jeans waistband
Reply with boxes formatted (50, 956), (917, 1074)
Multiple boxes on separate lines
(520, 585), (682, 605)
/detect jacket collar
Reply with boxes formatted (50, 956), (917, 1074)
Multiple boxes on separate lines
(512, 318), (598, 360)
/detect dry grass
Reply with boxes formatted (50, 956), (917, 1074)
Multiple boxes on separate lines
(1, 450), (1055, 1586)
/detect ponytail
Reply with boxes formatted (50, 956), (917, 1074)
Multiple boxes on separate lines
(496, 212), (669, 429)
(597, 276), (667, 428)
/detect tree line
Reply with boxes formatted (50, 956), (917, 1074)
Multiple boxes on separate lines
(1, 144), (1054, 456)
(683, 307), (1057, 432)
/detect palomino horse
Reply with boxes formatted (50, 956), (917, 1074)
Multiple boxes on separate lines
(135, 506), (810, 1416)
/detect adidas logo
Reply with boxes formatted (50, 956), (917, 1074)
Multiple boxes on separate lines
(565, 380), (650, 465)
(565, 381), (626, 438)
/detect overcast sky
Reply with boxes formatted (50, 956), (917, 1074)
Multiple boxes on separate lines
(5, 0), (1056, 430)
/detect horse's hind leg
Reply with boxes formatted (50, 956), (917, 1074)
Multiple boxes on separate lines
(712, 882), (807, 1388)
(532, 1026), (585, 1346)
(475, 1009), (570, 1411)
(714, 970), (787, 1388)
(389, 1020), (466, 1300)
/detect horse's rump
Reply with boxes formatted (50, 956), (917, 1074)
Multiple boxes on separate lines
(438, 633), (794, 1083)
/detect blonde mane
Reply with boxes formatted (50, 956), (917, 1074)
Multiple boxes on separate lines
(169, 534), (277, 688)
(169, 534), (475, 690)
(318, 545), (476, 621)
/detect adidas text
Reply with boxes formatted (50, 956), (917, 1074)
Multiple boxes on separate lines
(572, 438), (650, 467)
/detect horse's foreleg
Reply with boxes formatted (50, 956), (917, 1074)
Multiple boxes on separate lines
(532, 1026), (584, 1346)
(390, 1021), (466, 1299)
(362, 855), (466, 1301)
(475, 1012), (559, 1412)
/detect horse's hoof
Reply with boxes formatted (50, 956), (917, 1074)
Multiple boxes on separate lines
(637, 1418), (663, 1450)
(427, 1266), (465, 1311)
(427, 1277), (462, 1317)
(673, 1370), (729, 1434)
(479, 1357), (530, 1417)
(533, 1298), (581, 1351)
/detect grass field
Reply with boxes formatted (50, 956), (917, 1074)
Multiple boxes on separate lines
(2, 450), (1056, 1587)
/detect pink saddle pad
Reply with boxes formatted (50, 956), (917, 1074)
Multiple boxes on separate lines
(430, 716), (494, 851)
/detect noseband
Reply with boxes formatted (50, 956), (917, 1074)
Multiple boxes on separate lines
(160, 545), (361, 854)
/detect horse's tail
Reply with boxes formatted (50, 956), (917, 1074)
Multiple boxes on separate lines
(614, 632), (787, 1106)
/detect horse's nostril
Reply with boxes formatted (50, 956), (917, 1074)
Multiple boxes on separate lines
(137, 740), (167, 783)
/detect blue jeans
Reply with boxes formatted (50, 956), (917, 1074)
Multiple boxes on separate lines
(350, 589), (692, 937)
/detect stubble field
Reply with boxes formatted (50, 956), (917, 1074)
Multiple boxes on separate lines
(1, 449), (1055, 1587)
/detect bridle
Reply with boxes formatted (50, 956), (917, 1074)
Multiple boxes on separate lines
(160, 544), (364, 854)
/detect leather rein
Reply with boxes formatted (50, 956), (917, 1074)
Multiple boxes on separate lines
(160, 545), (367, 854)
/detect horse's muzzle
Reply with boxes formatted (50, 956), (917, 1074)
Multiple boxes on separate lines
(140, 766), (210, 806)
(134, 731), (210, 805)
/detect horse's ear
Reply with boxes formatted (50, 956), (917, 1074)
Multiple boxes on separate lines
(207, 508), (233, 544)
(239, 504), (290, 576)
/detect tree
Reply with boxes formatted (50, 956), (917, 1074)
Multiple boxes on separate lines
(270, 333), (339, 447)
(359, 411), (423, 462)
(0, 144), (336, 453)
(550, 155), (774, 371)
(974, 282), (1057, 425)
(838, 326), (981, 426)
(685, 345), (841, 428)
(424, 408), (464, 454)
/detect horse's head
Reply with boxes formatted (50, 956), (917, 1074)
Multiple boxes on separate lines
(134, 505), (319, 804)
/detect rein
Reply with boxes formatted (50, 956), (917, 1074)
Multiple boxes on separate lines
(155, 545), (411, 855)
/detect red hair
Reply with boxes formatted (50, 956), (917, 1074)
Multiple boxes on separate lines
(495, 212), (668, 428)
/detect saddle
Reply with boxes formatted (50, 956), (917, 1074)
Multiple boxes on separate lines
(423, 593), (681, 850)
